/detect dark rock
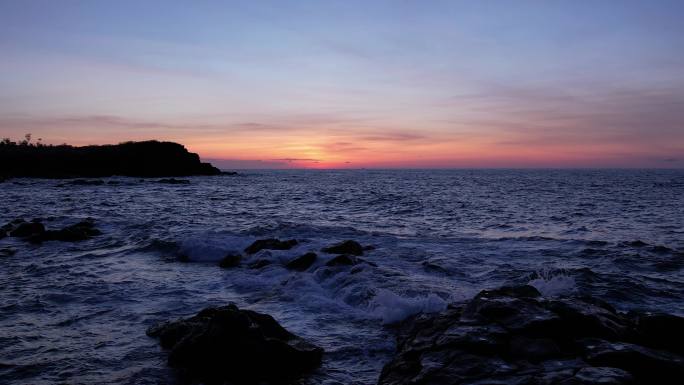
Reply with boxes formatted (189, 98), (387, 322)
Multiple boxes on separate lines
(286, 252), (317, 271)
(322, 240), (364, 256)
(509, 336), (561, 362)
(325, 254), (357, 267)
(378, 285), (684, 385)
(631, 313), (684, 354)
(157, 178), (190, 184)
(244, 238), (298, 254)
(0, 248), (16, 257)
(0, 230), (5, 239)
(9, 222), (45, 237)
(218, 254), (241, 268)
(581, 339), (684, 383)
(147, 304), (323, 384)
(28, 220), (101, 243)
(561, 367), (634, 385)
(626, 240), (648, 248)
(248, 259), (272, 269)
(651, 245), (674, 254)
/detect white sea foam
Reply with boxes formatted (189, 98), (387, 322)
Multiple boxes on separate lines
(528, 271), (578, 296)
(370, 289), (447, 324)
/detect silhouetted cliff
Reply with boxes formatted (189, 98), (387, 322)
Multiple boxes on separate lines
(0, 140), (221, 178)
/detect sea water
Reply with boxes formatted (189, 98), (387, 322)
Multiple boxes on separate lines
(1, 169), (682, 384)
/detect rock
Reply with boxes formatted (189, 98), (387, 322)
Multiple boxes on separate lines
(0, 248), (16, 257)
(28, 220), (101, 243)
(157, 178), (190, 184)
(322, 240), (364, 256)
(325, 254), (357, 267)
(248, 259), (272, 269)
(285, 252), (317, 271)
(631, 313), (684, 354)
(218, 254), (241, 268)
(562, 367), (634, 385)
(581, 339), (684, 383)
(244, 238), (298, 254)
(9, 222), (45, 237)
(378, 285), (684, 385)
(147, 304), (323, 384)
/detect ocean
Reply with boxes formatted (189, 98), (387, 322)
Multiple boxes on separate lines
(1, 169), (683, 384)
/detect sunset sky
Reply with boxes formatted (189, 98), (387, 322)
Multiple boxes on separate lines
(1, 1), (683, 168)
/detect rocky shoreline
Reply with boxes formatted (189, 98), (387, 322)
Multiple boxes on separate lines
(3, 225), (683, 384)
(149, 237), (684, 384)
(379, 285), (683, 385)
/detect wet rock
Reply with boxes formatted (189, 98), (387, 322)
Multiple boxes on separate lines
(286, 252), (317, 271)
(29, 220), (101, 243)
(581, 339), (684, 382)
(244, 238), (298, 254)
(631, 313), (684, 354)
(147, 304), (323, 384)
(564, 367), (634, 385)
(322, 240), (364, 256)
(218, 254), (241, 268)
(248, 259), (272, 269)
(9, 222), (45, 238)
(157, 178), (190, 184)
(378, 285), (684, 385)
(325, 254), (357, 267)
(625, 240), (648, 248)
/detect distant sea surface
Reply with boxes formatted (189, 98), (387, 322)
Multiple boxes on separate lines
(1, 169), (683, 384)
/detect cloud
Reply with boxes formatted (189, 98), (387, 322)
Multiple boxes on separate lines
(203, 158), (291, 169)
(360, 133), (426, 141)
(272, 158), (320, 163)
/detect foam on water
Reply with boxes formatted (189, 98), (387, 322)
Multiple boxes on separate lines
(528, 269), (579, 297)
(370, 289), (448, 324)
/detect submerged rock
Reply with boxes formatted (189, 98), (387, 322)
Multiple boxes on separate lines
(244, 238), (298, 254)
(286, 252), (317, 271)
(9, 221), (45, 238)
(147, 304), (323, 384)
(30, 220), (101, 243)
(322, 240), (364, 256)
(218, 254), (241, 268)
(4, 219), (101, 243)
(378, 285), (684, 385)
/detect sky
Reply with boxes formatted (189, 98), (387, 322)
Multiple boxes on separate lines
(1, 0), (683, 168)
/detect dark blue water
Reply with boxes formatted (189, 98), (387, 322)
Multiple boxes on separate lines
(1, 170), (682, 384)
